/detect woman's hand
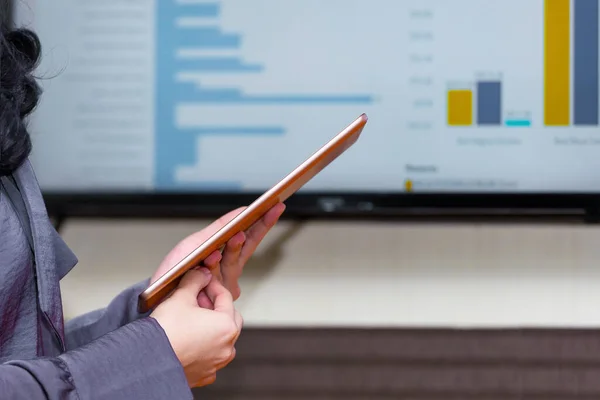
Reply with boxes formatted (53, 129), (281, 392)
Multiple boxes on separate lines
(150, 268), (242, 387)
(151, 203), (285, 305)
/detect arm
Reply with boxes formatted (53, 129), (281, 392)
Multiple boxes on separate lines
(2, 318), (192, 400)
(65, 279), (150, 350)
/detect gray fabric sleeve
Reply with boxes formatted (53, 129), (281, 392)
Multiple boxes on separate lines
(1, 318), (192, 399)
(64, 279), (151, 350)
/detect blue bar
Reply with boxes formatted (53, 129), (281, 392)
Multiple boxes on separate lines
(171, 29), (242, 48)
(214, 94), (375, 104)
(476, 81), (502, 125)
(181, 91), (373, 104)
(574, 0), (599, 125)
(180, 34), (241, 49)
(161, 2), (220, 19)
(179, 27), (227, 35)
(177, 85), (242, 99)
(174, 83), (374, 104)
(156, 0), (194, 187)
(177, 57), (263, 72)
(179, 3), (220, 17)
(505, 119), (531, 127)
(189, 94), (374, 103)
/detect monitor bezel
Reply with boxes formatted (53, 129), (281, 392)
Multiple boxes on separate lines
(41, 190), (599, 221)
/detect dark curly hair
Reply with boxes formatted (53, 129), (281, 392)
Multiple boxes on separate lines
(0, 18), (42, 176)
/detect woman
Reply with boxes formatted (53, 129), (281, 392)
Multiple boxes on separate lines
(0, 17), (285, 400)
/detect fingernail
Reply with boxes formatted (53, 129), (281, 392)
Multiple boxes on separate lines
(200, 267), (211, 275)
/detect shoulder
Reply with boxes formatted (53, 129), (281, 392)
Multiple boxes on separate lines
(10, 158), (78, 277)
(0, 176), (36, 307)
(0, 180), (32, 262)
(12, 159), (40, 193)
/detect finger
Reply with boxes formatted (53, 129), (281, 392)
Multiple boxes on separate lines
(262, 202), (286, 226)
(234, 309), (243, 330)
(240, 203), (285, 263)
(203, 250), (222, 270)
(174, 208), (245, 256)
(204, 277), (235, 318)
(217, 349), (238, 373)
(206, 256), (224, 284)
(193, 374), (217, 388)
(213, 207), (246, 229)
(215, 345), (237, 370)
(222, 231), (245, 267)
(203, 250), (223, 283)
(228, 310), (244, 344)
(175, 268), (212, 303)
(221, 231), (245, 295)
(197, 290), (214, 309)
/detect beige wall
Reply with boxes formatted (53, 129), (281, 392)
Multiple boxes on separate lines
(60, 218), (600, 328)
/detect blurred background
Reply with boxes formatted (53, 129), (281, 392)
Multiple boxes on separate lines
(12, 0), (600, 398)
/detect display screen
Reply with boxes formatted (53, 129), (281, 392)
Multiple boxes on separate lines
(16, 0), (600, 194)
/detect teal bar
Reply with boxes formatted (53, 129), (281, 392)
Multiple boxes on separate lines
(505, 119), (531, 127)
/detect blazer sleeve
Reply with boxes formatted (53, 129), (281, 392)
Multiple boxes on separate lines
(1, 318), (192, 399)
(64, 279), (151, 350)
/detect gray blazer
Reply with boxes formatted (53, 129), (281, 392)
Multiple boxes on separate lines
(0, 160), (193, 399)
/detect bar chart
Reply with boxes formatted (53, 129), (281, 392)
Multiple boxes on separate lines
(155, 0), (374, 190)
(446, 74), (533, 128)
(30, 0), (600, 194)
(446, 0), (599, 129)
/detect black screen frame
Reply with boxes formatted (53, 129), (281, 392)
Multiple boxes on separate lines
(41, 191), (600, 222)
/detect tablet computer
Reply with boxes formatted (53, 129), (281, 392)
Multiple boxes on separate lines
(138, 113), (368, 313)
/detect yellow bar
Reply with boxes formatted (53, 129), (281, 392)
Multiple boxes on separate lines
(447, 89), (473, 126)
(544, 0), (570, 126)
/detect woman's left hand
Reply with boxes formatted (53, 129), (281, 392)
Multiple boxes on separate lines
(151, 203), (285, 308)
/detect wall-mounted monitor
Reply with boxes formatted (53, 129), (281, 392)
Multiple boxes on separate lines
(14, 0), (600, 218)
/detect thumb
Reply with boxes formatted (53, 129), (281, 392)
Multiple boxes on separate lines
(175, 268), (212, 303)
(204, 276), (234, 318)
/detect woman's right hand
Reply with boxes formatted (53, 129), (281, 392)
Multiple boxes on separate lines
(150, 268), (242, 387)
